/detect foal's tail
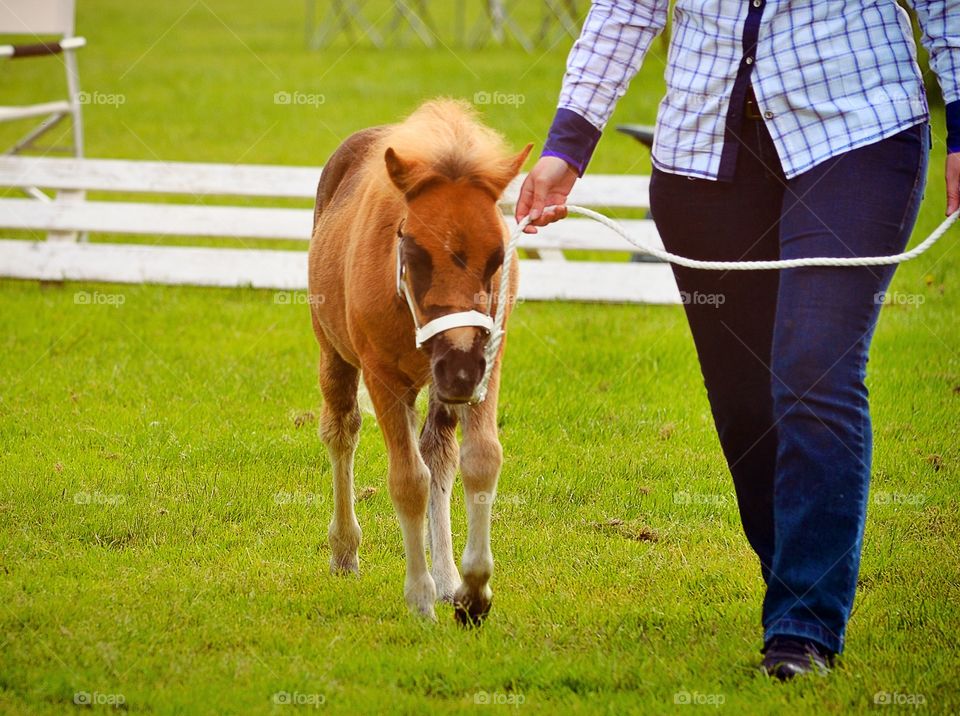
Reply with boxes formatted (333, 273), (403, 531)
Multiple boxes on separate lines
(356, 378), (375, 416)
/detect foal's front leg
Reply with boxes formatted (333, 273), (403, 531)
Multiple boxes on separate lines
(365, 371), (437, 618)
(454, 366), (504, 625)
(420, 389), (461, 602)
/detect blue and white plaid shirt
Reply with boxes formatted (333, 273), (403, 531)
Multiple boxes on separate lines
(543, 0), (960, 180)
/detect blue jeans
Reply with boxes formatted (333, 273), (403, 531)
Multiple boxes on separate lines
(649, 119), (928, 653)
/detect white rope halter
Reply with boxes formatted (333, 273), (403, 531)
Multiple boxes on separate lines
(407, 206), (958, 404)
(395, 235), (495, 351)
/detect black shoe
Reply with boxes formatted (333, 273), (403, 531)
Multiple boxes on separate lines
(761, 637), (833, 681)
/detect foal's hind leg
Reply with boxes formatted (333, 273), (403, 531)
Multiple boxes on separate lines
(454, 365), (504, 625)
(316, 336), (363, 574)
(420, 389), (461, 603)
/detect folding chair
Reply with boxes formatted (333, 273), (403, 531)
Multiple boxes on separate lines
(0, 0), (86, 239)
(0, 0), (85, 159)
(536, 0), (581, 46)
(306, 0), (384, 49)
(383, 0), (437, 47)
(466, 1), (533, 53)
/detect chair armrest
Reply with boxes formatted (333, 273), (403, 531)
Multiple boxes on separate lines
(616, 124), (655, 150)
(0, 36), (86, 59)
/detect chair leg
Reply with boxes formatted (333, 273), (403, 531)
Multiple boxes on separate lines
(394, 1), (436, 47)
(61, 47), (85, 242)
(469, 1), (533, 53)
(3, 114), (68, 156)
(537, 0), (581, 45)
(311, 0), (383, 49)
(64, 49), (84, 159)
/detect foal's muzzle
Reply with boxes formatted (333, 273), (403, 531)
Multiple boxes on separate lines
(430, 331), (488, 404)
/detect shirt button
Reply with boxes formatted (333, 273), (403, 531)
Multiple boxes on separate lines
(753, 0), (762, 7)
(745, 56), (754, 65)
(764, 110), (774, 119)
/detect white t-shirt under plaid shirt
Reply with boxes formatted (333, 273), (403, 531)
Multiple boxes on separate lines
(542, 0), (960, 180)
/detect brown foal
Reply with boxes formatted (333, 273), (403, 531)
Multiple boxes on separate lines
(308, 99), (530, 622)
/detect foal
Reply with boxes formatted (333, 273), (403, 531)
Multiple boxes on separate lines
(308, 99), (530, 622)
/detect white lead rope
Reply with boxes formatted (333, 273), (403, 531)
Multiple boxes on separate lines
(561, 204), (959, 271)
(472, 205), (958, 403)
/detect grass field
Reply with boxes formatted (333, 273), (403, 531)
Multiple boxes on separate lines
(1, 1), (958, 713)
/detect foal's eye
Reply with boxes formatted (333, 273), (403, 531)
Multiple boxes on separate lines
(403, 238), (431, 270)
(402, 238), (433, 301)
(483, 247), (504, 283)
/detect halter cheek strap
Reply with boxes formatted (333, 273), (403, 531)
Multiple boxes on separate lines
(396, 234), (495, 350)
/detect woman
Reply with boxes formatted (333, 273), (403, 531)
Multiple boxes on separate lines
(516, 0), (958, 679)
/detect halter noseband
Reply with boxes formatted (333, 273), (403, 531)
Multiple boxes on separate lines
(395, 227), (495, 350)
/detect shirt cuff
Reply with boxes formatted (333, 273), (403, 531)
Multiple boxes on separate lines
(542, 108), (602, 176)
(947, 100), (960, 154)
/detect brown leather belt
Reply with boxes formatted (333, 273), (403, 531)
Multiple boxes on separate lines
(744, 88), (764, 121)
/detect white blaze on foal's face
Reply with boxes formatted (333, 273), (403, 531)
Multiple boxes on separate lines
(444, 326), (477, 352)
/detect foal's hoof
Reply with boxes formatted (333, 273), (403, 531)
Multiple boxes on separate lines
(329, 555), (359, 575)
(453, 592), (492, 627)
(414, 605), (438, 622)
(405, 575), (438, 620)
(432, 567), (462, 605)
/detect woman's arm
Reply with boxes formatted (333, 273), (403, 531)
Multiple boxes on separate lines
(517, 0), (669, 231)
(908, 0), (960, 213)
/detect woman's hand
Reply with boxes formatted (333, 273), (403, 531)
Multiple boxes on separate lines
(947, 153), (960, 215)
(515, 156), (579, 234)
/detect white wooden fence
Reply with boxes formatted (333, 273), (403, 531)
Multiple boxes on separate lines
(0, 156), (680, 303)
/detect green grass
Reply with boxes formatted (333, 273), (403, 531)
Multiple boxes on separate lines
(1, 1), (959, 713)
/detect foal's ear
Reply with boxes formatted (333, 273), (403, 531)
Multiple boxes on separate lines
(486, 143), (534, 197)
(384, 147), (418, 195)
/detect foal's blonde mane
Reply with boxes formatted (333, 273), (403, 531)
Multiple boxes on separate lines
(371, 99), (517, 195)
